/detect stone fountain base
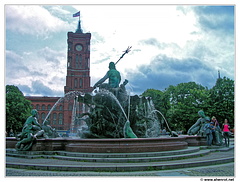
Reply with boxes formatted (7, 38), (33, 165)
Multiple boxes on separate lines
(65, 137), (188, 153)
(6, 136), (206, 153)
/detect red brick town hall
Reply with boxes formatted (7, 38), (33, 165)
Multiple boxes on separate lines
(26, 18), (93, 135)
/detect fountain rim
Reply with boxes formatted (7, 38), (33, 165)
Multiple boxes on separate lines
(6, 135), (201, 142)
(31, 136), (188, 142)
(6, 135), (205, 153)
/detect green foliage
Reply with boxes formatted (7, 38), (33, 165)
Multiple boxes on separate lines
(165, 82), (209, 132)
(208, 77), (234, 125)
(141, 78), (234, 133)
(141, 89), (164, 110)
(6, 85), (32, 133)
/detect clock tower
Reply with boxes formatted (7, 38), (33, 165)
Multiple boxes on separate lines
(64, 19), (92, 94)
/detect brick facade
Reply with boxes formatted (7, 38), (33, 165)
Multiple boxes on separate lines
(64, 32), (92, 94)
(26, 21), (93, 133)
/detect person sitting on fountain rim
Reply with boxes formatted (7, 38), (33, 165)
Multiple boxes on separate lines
(93, 62), (121, 89)
(211, 116), (222, 145)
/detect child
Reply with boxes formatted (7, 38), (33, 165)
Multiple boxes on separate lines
(222, 119), (231, 147)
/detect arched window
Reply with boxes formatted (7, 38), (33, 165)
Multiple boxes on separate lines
(53, 113), (57, 125)
(54, 106), (58, 110)
(58, 113), (63, 125)
(53, 113), (57, 119)
(41, 112), (46, 121)
(74, 78), (78, 88)
(47, 104), (51, 110)
(75, 54), (82, 69)
(59, 105), (63, 110)
(36, 104), (40, 110)
(79, 54), (82, 68)
(79, 78), (83, 88)
(42, 104), (46, 110)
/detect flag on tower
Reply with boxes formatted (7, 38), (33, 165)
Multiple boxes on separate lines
(73, 11), (80, 17)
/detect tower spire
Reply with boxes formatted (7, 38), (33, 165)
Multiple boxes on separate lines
(76, 20), (83, 33)
(218, 70), (221, 79)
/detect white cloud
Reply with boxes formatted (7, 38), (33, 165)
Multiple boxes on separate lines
(89, 5), (234, 90)
(5, 5), (235, 96)
(83, 5), (202, 83)
(6, 50), (29, 80)
(5, 5), (70, 37)
(6, 46), (66, 96)
(47, 6), (70, 15)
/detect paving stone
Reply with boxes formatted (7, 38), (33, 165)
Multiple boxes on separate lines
(6, 163), (234, 176)
(5, 144), (234, 176)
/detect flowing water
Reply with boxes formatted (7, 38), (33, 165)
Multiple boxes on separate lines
(150, 109), (172, 134)
(42, 88), (172, 138)
(96, 89), (128, 121)
(43, 91), (84, 126)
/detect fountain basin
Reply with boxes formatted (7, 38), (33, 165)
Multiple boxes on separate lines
(65, 137), (188, 153)
(5, 136), (207, 153)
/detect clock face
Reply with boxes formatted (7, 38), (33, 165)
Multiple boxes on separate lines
(75, 44), (83, 51)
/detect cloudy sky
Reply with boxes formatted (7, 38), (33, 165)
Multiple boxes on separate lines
(5, 4), (235, 96)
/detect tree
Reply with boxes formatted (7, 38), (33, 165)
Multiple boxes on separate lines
(140, 76), (235, 134)
(141, 89), (165, 112)
(6, 85), (32, 134)
(208, 77), (234, 127)
(163, 82), (209, 132)
(141, 82), (210, 133)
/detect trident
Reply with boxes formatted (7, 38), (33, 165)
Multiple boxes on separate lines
(115, 46), (132, 65)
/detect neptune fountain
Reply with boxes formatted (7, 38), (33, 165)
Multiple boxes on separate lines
(13, 47), (182, 152)
(74, 46), (177, 139)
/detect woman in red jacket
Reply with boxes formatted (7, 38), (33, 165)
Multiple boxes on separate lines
(222, 119), (231, 147)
